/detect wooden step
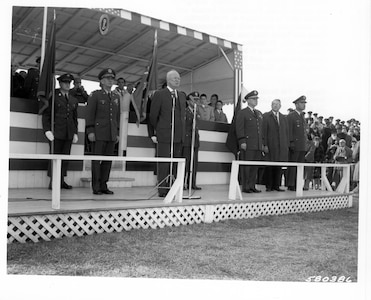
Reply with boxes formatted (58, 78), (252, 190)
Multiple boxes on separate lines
(80, 177), (135, 188)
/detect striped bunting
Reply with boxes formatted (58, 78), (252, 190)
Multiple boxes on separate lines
(94, 8), (242, 50)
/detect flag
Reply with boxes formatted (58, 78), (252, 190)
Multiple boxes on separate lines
(225, 92), (243, 158)
(133, 29), (158, 122)
(37, 10), (56, 114)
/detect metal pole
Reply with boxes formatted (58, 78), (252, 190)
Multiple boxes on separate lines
(169, 92), (176, 187)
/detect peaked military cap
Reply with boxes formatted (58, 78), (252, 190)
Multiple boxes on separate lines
(244, 90), (259, 100)
(335, 119), (341, 122)
(313, 113), (318, 116)
(307, 111), (312, 114)
(187, 91), (200, 99)
(57, 73), (74, 83)
(293, 95), (306, 104)
(98, 68), (116, 80)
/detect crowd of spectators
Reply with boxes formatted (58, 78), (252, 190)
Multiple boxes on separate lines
(303, 112), (360, 191)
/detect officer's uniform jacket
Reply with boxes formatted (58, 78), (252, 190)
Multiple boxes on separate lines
(287, 110), (308, 151)
(85, 89), (120, 142)
(183, 106), (200, 148)
(42, 88), (78, 140)
(236, 106), (263, 151)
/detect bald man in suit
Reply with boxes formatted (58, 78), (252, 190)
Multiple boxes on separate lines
(150, 70), (186, 197)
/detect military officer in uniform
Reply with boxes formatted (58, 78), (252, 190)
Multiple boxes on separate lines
(42, 73), (79, 189)
(286, 95), (308, 191)
(183, 91), (202, 190)
(86, 68), (120, 195)
(236, 90), (264, 193)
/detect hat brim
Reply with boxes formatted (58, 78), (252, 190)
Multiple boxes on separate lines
(100, 75), (115, 80)
(59, 80), (72, 83)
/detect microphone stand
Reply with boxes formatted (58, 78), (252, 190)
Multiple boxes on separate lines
(168, 91), (176, 187)
(183, 102), (201, 200)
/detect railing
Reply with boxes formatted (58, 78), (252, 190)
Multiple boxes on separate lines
(228, 160), (352, 200)
(9, 153), (185, 209)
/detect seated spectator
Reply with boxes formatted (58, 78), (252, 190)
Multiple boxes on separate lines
(209, 94), (218, 109)
(196, 93), (215, 121)
(24, 57), (40, 99)
(336, 124), (352, 147)
(214, 100), (228, 123)
(69, 77), (89, 104)
(332, 139), (353, 188)
(351, 139), (360, 192)
(11, 64), (26, 98)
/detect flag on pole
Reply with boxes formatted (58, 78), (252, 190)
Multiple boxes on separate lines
(133, 29), (158, 122)
(37, 10), (56, 114)
(225, 88), (246, 158)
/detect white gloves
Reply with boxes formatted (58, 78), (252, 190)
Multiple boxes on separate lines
(45, 131), (54, 141)
(88, 132), (95, 142)
(151, 136), (158, 144)
(72, 134), (78, 144)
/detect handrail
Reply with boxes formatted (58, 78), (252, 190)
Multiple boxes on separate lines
(228, 160), (352, 200)
(9, 153), (185, 209)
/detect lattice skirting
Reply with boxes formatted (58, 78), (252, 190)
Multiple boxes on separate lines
(7, 195), (351, 243)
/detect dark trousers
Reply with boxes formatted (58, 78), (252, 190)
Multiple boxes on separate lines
(182, 146), (199, 187)
(265, 166), (282, 189)
(47, 138), (72, 182)
(91, 140), (115, 192)
(240, 149), (262, 191)
(157, 142), (182, 195)
(287, 150), (306, 188)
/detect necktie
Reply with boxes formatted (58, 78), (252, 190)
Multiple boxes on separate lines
(65, 94), (69, 102)
(171, 90), (178, 107)
(275, 112), (279, 125)
(253, 109), (258, 118)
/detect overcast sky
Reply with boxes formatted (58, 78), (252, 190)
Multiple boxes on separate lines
(121, 0), (369, 122)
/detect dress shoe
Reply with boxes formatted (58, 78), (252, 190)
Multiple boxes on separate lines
(288, 186), (296, 191)
(192, 186), (202, 190)
(93, 190), (102, 195)
(250, 188), (261, 193)
(303, 187), (309, 191)
(158, 193), (168, 197)
(266, 187), (273, 192)
(273, 187), (285, 192)
(101, 189), (114, 195)
(61, 182), (72, 189)
(242, 188), (252, 193)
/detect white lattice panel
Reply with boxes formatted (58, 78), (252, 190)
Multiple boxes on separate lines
(8, 196), (350, 243)
(8, 206), (205, 243)
(213, 195), (349, 222)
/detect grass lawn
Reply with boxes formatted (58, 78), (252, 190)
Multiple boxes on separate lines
(7, 196), (358, 282)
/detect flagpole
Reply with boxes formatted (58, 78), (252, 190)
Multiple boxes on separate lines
(36, 7), (48, 154)
(50, 9), (56, 154)
(40, 7), (48, 70)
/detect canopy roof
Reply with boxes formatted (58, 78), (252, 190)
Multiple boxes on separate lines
(11, 6), (242, 86)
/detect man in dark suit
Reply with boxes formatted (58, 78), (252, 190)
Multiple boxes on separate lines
(86, 68), (120, 195)
(236, 90), (264, 193)
(150, 70), (186, 197)
(262, 99), (289, 191)
(42, 73), (79, 189)
(286, 95), (308, 191)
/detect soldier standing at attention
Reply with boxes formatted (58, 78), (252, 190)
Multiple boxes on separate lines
(86, 68), (120, 195)
(286, 95), (308, 191)
(236, 90), (264, 193)
(42, 73), (79, 189)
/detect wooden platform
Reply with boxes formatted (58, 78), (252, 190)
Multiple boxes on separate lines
(7, 185), (349, 215)
(7, 185), (353, 244)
